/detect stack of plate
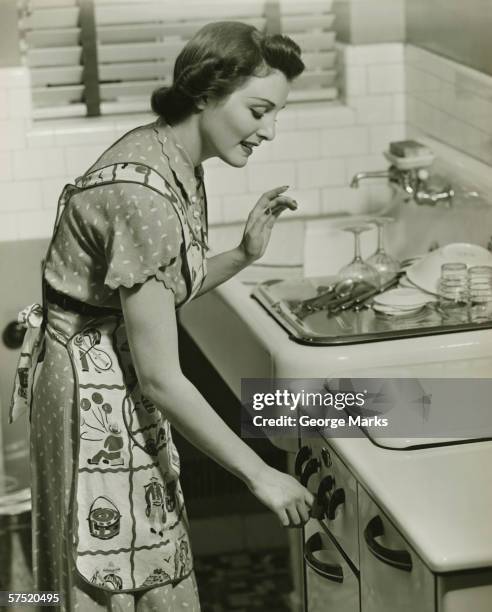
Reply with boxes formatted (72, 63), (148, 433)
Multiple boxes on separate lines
(373, 288), (435, 316)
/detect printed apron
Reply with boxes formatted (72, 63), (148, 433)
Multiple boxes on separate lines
(10, 162), (207, 592)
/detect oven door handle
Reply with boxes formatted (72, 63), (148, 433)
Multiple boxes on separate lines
(300, 457), (320, 487)
(304, 532), (344, 583)
(364, 515), (413, 572)
(327, 487), (345, 520)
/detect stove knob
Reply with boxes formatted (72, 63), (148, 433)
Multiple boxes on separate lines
(294, 445), (312, 478)
(310, 475), (335, 519)
(321, 447), (332, 468)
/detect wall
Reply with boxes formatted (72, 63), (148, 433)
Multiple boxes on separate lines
(0, 43), (405, 244)
(334, 0), (405, 44)
(406, 0), (492, 77)
(406, 45), (492, 167)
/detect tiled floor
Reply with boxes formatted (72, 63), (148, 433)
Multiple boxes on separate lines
(194, 548), (292, 612)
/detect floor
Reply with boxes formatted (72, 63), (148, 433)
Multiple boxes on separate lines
(194, 548), (292, 612)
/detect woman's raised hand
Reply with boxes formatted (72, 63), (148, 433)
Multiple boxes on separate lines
(247, 464), (314, 528)
(238, 186), (298, 262)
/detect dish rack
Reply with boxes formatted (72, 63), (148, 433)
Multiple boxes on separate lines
(251, 276), (492, 345)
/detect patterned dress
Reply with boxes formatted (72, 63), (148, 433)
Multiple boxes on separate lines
(29, 119), (207, 611)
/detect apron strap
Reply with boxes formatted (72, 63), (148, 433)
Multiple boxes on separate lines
(75, 162), (206, 300)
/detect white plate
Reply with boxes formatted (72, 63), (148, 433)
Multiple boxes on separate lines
(374, 288), (434, 308)
(406, 243), (492, 294)
(372, 303), (425, 316)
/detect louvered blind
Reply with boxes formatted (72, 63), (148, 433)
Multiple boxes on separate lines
(280, 0), (337, 102)
(19, 0), (338, 120)
(96, 0), (267, 115)
(18, 0), (86, 119)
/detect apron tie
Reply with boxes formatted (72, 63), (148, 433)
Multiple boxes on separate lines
(9, 303), (45, 423)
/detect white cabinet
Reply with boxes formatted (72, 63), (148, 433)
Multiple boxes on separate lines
(358, 484), (435, 612)
(304, 520), (359, 612)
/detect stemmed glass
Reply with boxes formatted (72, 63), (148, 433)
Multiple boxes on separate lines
(367, 217), (400, 285)
(338, 223), (380, 289)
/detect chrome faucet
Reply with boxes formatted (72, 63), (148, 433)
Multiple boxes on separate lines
(350, 165), (454, 206)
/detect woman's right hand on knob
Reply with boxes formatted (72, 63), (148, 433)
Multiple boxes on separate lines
(247, 464), (314, 527)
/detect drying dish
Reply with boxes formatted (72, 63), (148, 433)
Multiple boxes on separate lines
(372, 287), (434, 316)
(406, 243), (492, 294)
(372, 303), (426, 316)
(373, 287), (435, 308)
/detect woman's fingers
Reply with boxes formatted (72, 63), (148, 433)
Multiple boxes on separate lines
(278, 508), (290, 528)
(280, 488), (314, 528)
(262, 185), (290, 203)
(263, 197), (298, 217)
(270, 198), (297, 215)
(296, 500), (311, 525)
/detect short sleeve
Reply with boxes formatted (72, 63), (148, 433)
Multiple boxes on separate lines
(100, 182), (184, 292)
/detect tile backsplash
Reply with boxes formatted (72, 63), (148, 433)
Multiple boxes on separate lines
(0, 43), (406, 243)
(406, 45), (492, 167)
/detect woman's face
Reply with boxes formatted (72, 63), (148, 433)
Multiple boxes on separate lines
(198, 69), (290, 167)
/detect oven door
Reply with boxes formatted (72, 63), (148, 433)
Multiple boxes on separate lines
(304, 520), (360, 612)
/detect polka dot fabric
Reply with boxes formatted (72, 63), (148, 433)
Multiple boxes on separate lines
(45, 183), (189, 306)
(44, 119), (207, 309)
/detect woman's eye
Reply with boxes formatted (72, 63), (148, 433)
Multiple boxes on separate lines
(251, 110), (264, 120)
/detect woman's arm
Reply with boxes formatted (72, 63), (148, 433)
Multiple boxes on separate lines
(195, 246), (249, 295)
(120, 277), (313, 527)
(197, 186), (297, 296)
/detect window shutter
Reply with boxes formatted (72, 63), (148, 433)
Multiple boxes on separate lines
(19, 0), (338, 120)
(19, 0), (86, 119)
(278, 0), (338, 102)
(94, 0), (267, 116)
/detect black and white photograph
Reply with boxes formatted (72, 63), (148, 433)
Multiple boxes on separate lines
(0, 0), (492, 611)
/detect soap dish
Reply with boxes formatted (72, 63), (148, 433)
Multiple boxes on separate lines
(384, 150), (435, 170)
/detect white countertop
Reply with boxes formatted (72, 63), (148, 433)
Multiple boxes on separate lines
(180, 277), (492, 573)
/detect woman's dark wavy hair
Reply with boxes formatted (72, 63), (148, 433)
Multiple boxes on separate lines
(151, 21), (304, 125)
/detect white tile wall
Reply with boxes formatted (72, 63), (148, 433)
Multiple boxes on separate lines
(321, 126), (369, 157)
(16, 209), (56, 240)
(247, 161), (296, 192)
(13, 148), (66, 180)
(369, 124), (406, 153)
(297, 158), (346, 189)
(0, 89), (9, 120)
(0, 46), (410, 242)
(367, 64), (405, 94)
(349, 95), (394, 124)
(270, 130), (321, 160)
(0, 119), (26, 150)
(0, 180), (43, 212)
(405, 45), (492, 166)
(0, 150), (13, 181)
(203, 162), (249, 197)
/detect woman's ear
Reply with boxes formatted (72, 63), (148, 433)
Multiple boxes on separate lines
(196, 97), (208, 111)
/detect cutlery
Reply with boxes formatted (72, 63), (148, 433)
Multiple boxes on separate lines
(331, 274), (402, 313)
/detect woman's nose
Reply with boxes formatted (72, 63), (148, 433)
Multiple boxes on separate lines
(257, 117), (276, 141)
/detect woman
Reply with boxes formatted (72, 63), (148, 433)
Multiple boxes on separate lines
(12, 21), (313, 611)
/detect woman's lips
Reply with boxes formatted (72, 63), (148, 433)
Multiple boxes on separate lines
(240, 141), (254, 155)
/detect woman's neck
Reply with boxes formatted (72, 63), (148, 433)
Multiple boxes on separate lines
(169, 116), (204, 168)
